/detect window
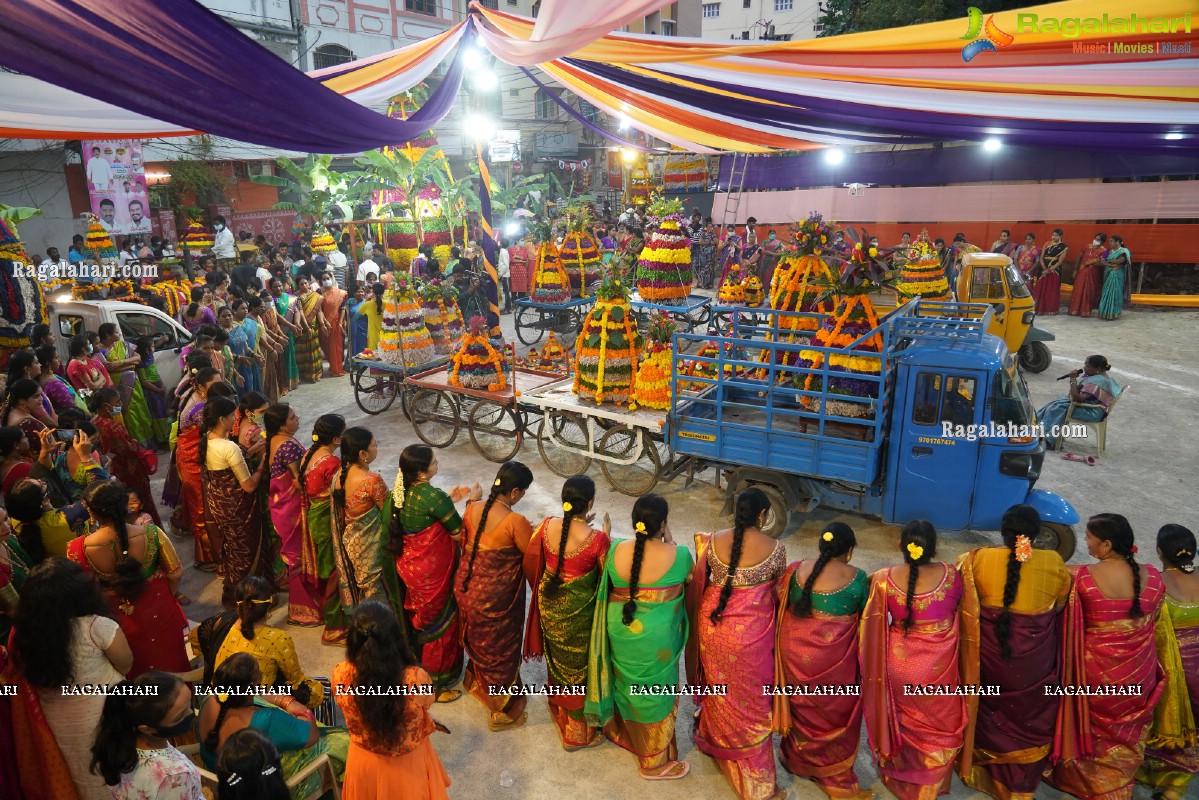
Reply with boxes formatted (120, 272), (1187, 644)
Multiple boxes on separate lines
(912, 373), (977, 426)
(531, 1), (540, 17)
(507, 0), (517, 4)
(992, 367), (1034, 427)
(702, 3), (720, 17)
(405, 0), (437, 16)
(312, 44), (354, 70)
(913, 373), (941, 425)
(969, 266), (1007, 300)
(812, 21), (824, 32)
(774, 0), (793, 9)
(478, 0), (498, 7)
(57, 314), (84, 339)
(115, 311), (185, 351)
(579, 100), (601, 123)
(1005, 263), (1031, 298)
(743, 0), (751, 6)
(535, 88), (557, 119)
(509, 88), (520, 97)
(661, 19), (676, 35)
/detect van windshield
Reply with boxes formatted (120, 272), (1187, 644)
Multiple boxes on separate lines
(1006, 264), (1031, 298)
(991, 365), (1034, 426)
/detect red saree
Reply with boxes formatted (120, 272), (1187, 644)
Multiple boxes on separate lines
(1048, 565), (1165, 800)
(94, 413), (162, 527)
(397, 519), (463, 692)
(1068, 246), (1107, 317)
(176, 403), (216, 565)
(319, 288), (347, 377)
(861, 566), (967, 800)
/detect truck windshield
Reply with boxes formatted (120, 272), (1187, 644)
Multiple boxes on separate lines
(1006, 264), (1032, 298)
(991, 365), (1034, 426)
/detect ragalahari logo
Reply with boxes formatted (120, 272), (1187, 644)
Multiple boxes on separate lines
(961, 7), (1015, 61)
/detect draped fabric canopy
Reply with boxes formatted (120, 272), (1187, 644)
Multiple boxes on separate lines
(0, 0), (1195, 154)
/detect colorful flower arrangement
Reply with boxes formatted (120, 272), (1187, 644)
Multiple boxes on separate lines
(634, 310), (678, 410)
(144, 280), (194, 317)
(538, 331), (571, 371)
(663, 153), (709, 192)
(791, 211), (835, 258)
(380, 273), (436, 368)
(181, 219), (213, 253)
(310, 226), (337, 254)
(560, 207), (602, 297)
(895, 229), (949, 304)
(449, 316), (509, 392)
(636, 194), (692, 306)
(573, 270), (643, 406)
(530, 226), (572, 304)
(384, 220), (421, 269)
(681, 341), (743, 391)
(0, 218), (48, 349)
(418, 279), (465, 355)
(85, 215), (119, 261)
(0, 217), (29, 262)
(717, 262), (747, 306)
(420, 216), (453, 264)
(742, 274), (764, 306)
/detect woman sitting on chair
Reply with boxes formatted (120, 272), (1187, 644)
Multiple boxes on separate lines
(1037, 355), (1122, 450)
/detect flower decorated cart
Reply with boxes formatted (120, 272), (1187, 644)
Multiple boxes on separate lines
(635, 194), (693, 306)
(515, 222), (594, 345)
(572, 270), (643, 407)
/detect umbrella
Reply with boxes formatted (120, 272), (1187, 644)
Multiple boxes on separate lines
(513, 209), (534, 218)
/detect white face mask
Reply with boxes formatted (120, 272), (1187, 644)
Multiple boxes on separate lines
(322, 280), (334, 288)
(1093, 240), (1101, 247)
(214, 224), (224, 232)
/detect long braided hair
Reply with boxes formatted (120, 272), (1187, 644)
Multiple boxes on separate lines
(261, 403), (290, 479)
(1089, 513), (1144, 618)
(204, 653), (260, 753)
(995, 504), (1040, 659)
(623, 493), (668, 626)
(388, 444), (434, 559)
(198, 396), (238, 470)
(899, 520), (937, 633)
(233, 576), (275, 642)
(461, 461), (533, 593)
(544, 475), (595, 598)
(1157, 524), (1196, 575)
(333, 428), (374, 519)
(298, 414), (345, 487)
(81, 479), (145, 604)
(791, 522), (856, 617)
(711, 488), (771, 625)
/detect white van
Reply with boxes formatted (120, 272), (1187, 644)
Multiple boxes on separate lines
(48, 300), (191, 390)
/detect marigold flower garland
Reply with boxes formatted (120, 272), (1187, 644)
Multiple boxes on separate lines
(634, 310), (678, 410)
(310, 226), (337, 254)
(717, 262), (747, 306)
(895, 229), (949, 304)
(573, 272), (642, 406)
(742, 274), (764, 307)
(380, 274), (436, 368)
(449, 316), (509, 392)
(560, 208), (602, 297)
(663, 153), (709, 192)
(418, 279), (464, 355)
(797, 293), (885, 418)
(181, 219), (214, 253)
(84, 215), (119, 261)
(530, 238), (572, 304)
(636, 195), (692, 305)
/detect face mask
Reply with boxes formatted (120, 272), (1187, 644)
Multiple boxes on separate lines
(323, 280), (334, 288)
(768, 233), (776, 240)
(214, 224), (224, 232)
(112, 405), (123, 415)
(251, 413), (264, 426)
(1093, 240), (1101, 247)
(87, 344), (94, 355)
(128, 502), (141, 514)
(150, 716), (194, 739)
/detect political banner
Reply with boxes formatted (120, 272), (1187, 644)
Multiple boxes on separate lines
(81, 139), (152, 239)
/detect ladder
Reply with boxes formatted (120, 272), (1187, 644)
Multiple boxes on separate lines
(720, 151), (749, 229)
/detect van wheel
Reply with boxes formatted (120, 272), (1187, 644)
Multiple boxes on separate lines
(1034, 522), (1076, 561)
(753, 484), (793, 539)
(1019, 342), (1052, 374)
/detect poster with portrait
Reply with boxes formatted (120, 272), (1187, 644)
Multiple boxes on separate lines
(81, 139), (153, 239)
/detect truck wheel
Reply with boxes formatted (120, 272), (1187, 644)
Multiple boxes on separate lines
(1034, 522), (1076, 561)
(753, 484), (793, 539)
(1019, 341), (1052, 374)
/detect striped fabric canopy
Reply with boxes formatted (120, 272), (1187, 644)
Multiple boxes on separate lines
(0, 0), (1194, 154)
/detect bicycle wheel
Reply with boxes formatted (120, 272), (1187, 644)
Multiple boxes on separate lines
(598, 425), (663, 496)
(410, 388), (460, 448)
(354, 367), (398, 415)
(468, 400), (523, 463)
(515, 306), (544, 345)
(536, 409), (592, 477)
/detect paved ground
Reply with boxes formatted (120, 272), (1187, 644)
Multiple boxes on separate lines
(167, 303), (1199, 800)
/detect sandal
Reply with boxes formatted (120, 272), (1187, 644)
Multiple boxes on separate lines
(194, 563), (218, 573)
(435, 689), (463, 704)
(563, 733), (605, 752)
(640, 760), (691, 781)
(1061, 452), (1085, 462)
(488, 711), (528, 732)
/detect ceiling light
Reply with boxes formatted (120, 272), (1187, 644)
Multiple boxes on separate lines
(823, 148), (845, 165)
(983, 138), (1002, 152)
(1165, 132), (1184, 140)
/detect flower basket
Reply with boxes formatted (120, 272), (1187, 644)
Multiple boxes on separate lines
(717, 262), (747, 306)
(636, 197), (692, 305)
(573, 273), (642, 406)
(742, 274), (764, 307)
(449, 316), (509, 392)
(530, 242), (572, 304)
(86, 216), (120, 260)
(310, 226), (337, 254)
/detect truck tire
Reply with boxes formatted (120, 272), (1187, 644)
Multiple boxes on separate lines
(754, 484), (793, 539)
(1019, 341), (1052, 374)
(1035, 522), (1076, 561)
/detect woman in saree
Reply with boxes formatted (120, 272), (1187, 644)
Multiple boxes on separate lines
(1014, 233), (1041, 283)
(264, 402), (309, 623)
(585, 493), (694, 781)
(318, 270), (348, 378)
(1036, 355), (1122, 444)
(68, 479), (189, 677)
(0, 507), (31, 644)
(1098, 235), (1132, 321)
(271, 277), (301, 392)
(200, 395), (271, 608)
(695, 221), (718, 289)
(1033, 231), (1067, 315)
(1047, 513), (1166, 800)
(183, 285), (217, 333)
(168, 368), (224, 567)
(775, 522), (870, 800)
(227, 298), (264, 395)
(1069, 232), (1108, 317)
(688, 488), (786, 800)
(233, 392), (284, 586)
(1138, 524), (1199, 800)
(132, 336), (171, 448)
(200, 653), (347, 798)
(524, 475), (611, 749)
(718, 225), (743, 287)
(34, 346), (85, 415)
(957, 504), (1071, 800)
(296, 414), (349, 644)
(249, 294), (286, 402)
(88, 388), (163, 527)
(392, 444), (480, 701)
(98, 323), (154, 448)
(331, 427), (399, 615)
(1, 379), (49, 458)
(861, 520), (966, 800)
(295, 281), (324, 383)
(455, 460), (535, 731)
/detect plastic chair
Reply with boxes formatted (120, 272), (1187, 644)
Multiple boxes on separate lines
(177, 744), (341, 800)
(1056, 384), (1128, 457)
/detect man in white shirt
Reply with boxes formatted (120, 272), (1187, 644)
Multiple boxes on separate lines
(127, 200), (152, 234)
(86, 146), (113, 191)
(356, 256), (379, 284)
(40, 247), (69, 280)
(497, 240), (512, 313)
(326, 246), (348, 288)
(211, 215), (236, 263)
(98, 198), (117, 233)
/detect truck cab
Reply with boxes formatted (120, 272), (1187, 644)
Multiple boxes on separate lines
(955, 252), (1054, 373)
(48, 299), (191, 390)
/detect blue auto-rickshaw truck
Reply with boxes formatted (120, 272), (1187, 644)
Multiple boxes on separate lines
(669, 300), (1079, 559)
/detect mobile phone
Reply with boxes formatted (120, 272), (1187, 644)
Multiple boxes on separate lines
(53, 429), (79, 443)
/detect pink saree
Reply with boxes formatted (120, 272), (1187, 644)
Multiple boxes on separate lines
(687, 534), (785, 800)
(271, 438), (319, 625)
(1048, 565), (1165, 800)
(861, 565), (967, 800)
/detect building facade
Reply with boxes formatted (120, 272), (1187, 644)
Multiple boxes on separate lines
(699, 0), (821, 40)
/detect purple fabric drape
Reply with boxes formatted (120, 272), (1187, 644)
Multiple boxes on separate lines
(520, 67), (663, 153)
(0, 0), (465, 153)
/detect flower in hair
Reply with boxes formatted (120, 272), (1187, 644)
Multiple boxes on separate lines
(906, 542), (924, 561)
(494, 478), (502, 486)
(216, 692), (228, 703)
(822, 531), (834, 542)
(562, 502), (572, 512)
(261, 766), (278, 776)
(1014, 534), (1032, 563)
(1179, 549), (1192, 557)
(392, 466), (405, 507)
(1131, 546), (1138, 554)
(635, 521), (647, 534)
(312, 434), (319, 442)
